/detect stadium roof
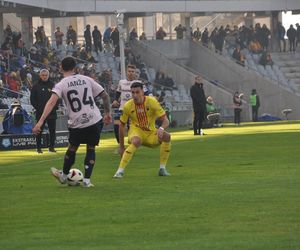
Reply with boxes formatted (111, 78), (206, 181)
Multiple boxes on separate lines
(2, 0), (300, 17)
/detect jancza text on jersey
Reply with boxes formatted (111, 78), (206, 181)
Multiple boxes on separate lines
(67, 79), (87, 88)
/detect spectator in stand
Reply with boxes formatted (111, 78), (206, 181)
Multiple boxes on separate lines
(139, 32), (147, 40)
(139, 68), (148, 81)
(247, 25), (255, 45)
(155, 70), (166, 89)
(23, 73), (33, 90)
(30, 45), (43, 62)
(225, 24), (231, 35)
(30, 69), (58, 154)
(66, 25), (77, 47)
(84, 25), (92, 52)
(54, 27), (64, 49)
(92, 25), (103, 55)
(129, 28), (138, 41)
(215, 26), (226, 54)
(193, 27), (201, 41)
(287, 24), (297, 53)
(259, 52), (274, 68)
(98, 69), (113, 92)
(103, 27), (112, 51)
(277, 22), (286, 52)
(232, 46), (245, 67)
(4, 24), (13, 39)
(35, 26), (48, 48)
(174, 24), (186, 39)
(210, 27), (218, 51)
(296, 23), (300, 48)
(157, 90), (166, 107)
(8, 71), (20, 96)
(254, 23), (263, 49)
(156, 27), (167, 40)
(79, 47), (88, 61)
(86, 51), (98, 63)
(110, 27), (120, 48)
(249, 38), (263, 54)
(261, 24), (270, 51)
(1, 36), (13, 57)
(164, 75), (175, 88)
(201, 28), (209, 47)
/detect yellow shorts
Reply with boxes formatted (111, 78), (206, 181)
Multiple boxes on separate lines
(128, 127), (160, 148)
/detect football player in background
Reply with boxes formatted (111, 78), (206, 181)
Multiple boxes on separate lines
(112, 64), (150, 145)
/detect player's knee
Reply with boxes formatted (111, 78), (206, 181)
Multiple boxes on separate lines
(87, 145), (95, 151)
(131, 137), (141, 147)
(163, 132), (171, 142)
(68, 144), (78, 152)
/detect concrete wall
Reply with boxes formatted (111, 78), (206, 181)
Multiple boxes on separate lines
(132, 40), (300, 120)
(187, 41), (300, 119)
(131, 40), (249, 122)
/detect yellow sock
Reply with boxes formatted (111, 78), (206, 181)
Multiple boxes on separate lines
(119, 144), (137, 169)
(160, 141), (171, 166)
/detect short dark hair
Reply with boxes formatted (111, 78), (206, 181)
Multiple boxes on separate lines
(127, 65), (136, 70)
(130, 81), (143, 89)
(61, 57), (76, 72)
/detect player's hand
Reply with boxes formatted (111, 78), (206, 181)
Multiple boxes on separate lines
(112, 100), (120, 108)
(103, 113), (112, 125)
(157, 127), (164, 140)
(32, 121), (42, 135)
(119, 145), (125, 156)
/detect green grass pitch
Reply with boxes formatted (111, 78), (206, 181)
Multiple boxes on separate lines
(0, 121), (300, 250)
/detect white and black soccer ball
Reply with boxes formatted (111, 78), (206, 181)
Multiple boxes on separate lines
(67, 168), (83, 186)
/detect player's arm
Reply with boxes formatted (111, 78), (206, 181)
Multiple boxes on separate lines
(99, 90), (112, 125)
(112, 91), (121, 107)
(32, 93), (59, 135)
(159, 114), (169, 130)
(157, 114), (169, 140)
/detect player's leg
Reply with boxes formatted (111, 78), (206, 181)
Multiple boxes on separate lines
(51, 125), (81, 184)
(144, 130), (171, 176)
(158, 132), (171, 176)
(82, 145), (96, 187)
(113, 131), (142, 178)
(82, 120), (103, 187)
(50, 144), (78, 184)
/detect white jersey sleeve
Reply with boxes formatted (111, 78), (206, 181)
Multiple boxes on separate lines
(52, 74), (104, 128)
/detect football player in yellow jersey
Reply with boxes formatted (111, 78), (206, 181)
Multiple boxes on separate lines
(113, 81), (171, 178)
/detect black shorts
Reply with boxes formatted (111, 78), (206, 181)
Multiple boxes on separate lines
(68, 120), (103, 147)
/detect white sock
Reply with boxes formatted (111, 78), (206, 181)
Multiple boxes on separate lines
(83, 178), (90, 184)
(117, 168), (125, 173)
(160, 165), (166, 169)
(62, 173), (68, 181)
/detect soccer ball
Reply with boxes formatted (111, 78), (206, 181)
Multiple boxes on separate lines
(67, 168), (83, 186)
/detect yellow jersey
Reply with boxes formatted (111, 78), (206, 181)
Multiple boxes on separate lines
(120, 96), (166, 131)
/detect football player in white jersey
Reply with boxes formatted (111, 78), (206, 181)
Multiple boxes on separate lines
(33, 57), (112, 187)
(112, 65), (150, 145)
